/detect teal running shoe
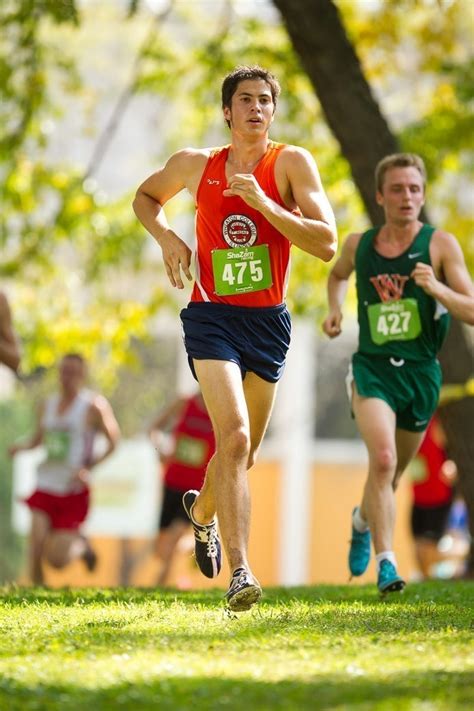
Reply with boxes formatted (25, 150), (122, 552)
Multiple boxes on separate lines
(348, 508), (371, 577)
(377, 559), (405, 594)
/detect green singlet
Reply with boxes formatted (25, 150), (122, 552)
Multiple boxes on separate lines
(352, 224), (450, 431)
(355, 223), (450, 360)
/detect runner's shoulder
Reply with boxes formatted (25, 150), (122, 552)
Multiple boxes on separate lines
(430, 228), (459, 249)
(344, 232), (364, 254)
(87, 392), (111, 414)
(167, 147), (210, 171)
(278, 143), (315, 166)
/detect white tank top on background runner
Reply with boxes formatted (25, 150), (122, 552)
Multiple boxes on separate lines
(36, 390), (95, 495)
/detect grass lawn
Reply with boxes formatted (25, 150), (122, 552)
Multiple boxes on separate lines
(0, 581), (473, 710)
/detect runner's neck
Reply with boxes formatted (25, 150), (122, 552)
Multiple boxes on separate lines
(227, 138), (270, 173)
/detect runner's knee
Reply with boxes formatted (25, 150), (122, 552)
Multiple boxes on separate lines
(44, 538), (70, 568)
(217, 427), (250, 464)
(46, 551), (68, 569)
(369, 447), (397, 479)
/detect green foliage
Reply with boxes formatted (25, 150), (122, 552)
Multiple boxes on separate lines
(0, 0), (79, 159)
(338, 0), (473, 274)
(400, 58), (474, 178)
(0, 1), (178, 389)
(14, 279), (173, 392)
(0, 582), (473, 710)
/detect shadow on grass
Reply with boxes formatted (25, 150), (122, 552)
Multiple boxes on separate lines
(1, 584), (473, 651)
(1, 669), (473, 711)
(2, 600), (473, 657)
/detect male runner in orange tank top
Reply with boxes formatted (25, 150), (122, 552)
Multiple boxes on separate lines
(133, 65), (337, 611)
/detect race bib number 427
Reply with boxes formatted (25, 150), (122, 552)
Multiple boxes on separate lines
(368, 298), (421, 345)
(212, 244), (272, 296)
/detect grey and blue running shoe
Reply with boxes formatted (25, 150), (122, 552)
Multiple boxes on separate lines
(182, 490), (221, 578)
(225, 567), (262, 612)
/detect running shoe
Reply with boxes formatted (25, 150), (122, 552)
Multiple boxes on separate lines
(377, 559), (406, 594)
(348, 507), (371, 577)
(182, 489), (221, 578)
(80, 536), (98, 572)
(225, 567), (262, 611)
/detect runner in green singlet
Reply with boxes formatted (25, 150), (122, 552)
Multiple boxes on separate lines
(323, 153), (474, 594)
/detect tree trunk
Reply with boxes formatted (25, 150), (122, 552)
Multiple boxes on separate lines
(274, 0), (474, 575)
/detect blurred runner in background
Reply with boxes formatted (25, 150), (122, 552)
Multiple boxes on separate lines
(409, 414), (455, 578)
(149, 391), (215, 586)
(9, 353), (120, 585)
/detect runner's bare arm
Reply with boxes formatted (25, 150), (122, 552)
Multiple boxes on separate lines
(412, 231), (474, 324)
(133, 149), (207, 289)
(224, 147), (337, 261)
(322, 233), (361, 338)
(0, 292), (20, 373)
(87, 396), (121, 467)
(8, 403), (45, 456)
(148, 396), (187, 436)
(148, 396), (188, 461)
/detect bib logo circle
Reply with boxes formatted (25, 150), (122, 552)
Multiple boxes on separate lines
(222, 214), (257, 247)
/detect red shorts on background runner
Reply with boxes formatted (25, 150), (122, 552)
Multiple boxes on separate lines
(24, 488), (90, 530)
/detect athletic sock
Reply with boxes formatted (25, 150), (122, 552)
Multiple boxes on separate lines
(352, 506), (369, 533)
(375, 551), (397, 572)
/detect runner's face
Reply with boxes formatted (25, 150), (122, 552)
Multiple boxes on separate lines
(376, 167), (425, 226)
(59, 357), (85, 392)
(223, 79), (274, 135)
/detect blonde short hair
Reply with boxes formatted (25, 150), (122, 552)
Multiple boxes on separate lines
(375, 153), (427, 193)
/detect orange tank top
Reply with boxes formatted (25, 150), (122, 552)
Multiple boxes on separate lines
(191, 142), (292, 306)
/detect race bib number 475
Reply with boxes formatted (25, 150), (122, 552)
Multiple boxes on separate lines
(368, 298), (421, 345)
(212, 244), (272, 296)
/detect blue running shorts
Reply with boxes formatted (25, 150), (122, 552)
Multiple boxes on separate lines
(180, 302), (291, 383)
